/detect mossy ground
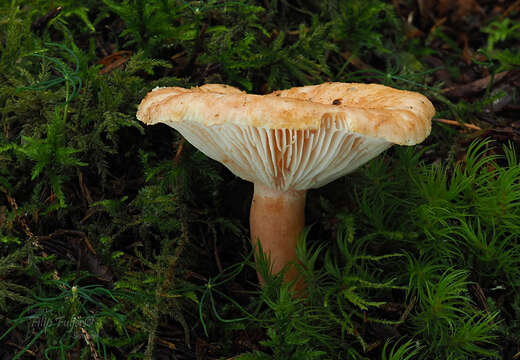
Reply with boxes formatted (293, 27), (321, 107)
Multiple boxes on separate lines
(0, 1), (519, 359)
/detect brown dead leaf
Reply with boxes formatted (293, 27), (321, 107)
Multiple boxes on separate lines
(442, 71), (510, 98)
(98, 51), (133, 75)
(423, 56), (454, 86)
(406, 27), (425, 38)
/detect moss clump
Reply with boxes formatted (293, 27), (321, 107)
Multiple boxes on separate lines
(0, 1), (519, 359)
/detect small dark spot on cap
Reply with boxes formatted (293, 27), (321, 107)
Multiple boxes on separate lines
(276, 93), (281, 97)
(332, 99), (342, 105)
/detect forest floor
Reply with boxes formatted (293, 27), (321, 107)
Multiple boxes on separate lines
(0, 1), (519, 359)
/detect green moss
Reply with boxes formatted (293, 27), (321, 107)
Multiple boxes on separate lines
(0, 0), (519, 358)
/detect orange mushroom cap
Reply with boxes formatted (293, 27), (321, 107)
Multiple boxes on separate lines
(136, 82), (434, 192)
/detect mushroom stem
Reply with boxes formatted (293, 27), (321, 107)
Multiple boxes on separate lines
(250, 183), (306, 287)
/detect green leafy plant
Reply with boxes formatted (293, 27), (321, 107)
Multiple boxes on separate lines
(0, 246), (33, 312)
(1, 43), (86, 209)
(381, 339), (422, 360)
(0, 279), (128, 359)
(482, 18), (520, 51)
(327, 0), (399, 55)
(239, 285), (327, 360)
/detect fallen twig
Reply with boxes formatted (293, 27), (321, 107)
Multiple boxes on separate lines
(434, 118), (482, 131)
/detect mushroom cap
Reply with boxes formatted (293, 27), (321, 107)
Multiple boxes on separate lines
(137, 82), (434, 191)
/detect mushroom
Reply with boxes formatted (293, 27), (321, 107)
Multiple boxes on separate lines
(136, 82), (435, 288)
